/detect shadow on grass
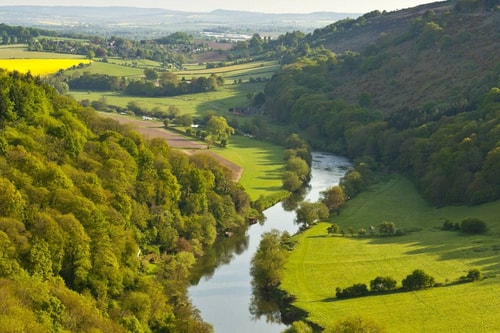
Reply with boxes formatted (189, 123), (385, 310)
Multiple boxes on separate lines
(318, 278), (491, 303)
(336, 229), (500, 277)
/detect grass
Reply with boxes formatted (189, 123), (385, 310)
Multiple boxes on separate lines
(69, 82), (266, 117)
(281, 176), (500, 332)
(0, 45), (86, 59)
(210, 135), (286, 200)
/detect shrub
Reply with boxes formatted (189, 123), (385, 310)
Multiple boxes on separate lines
(460, 217), (487, 234)
(336, 283), (369, 299)
(465, 269), (483, 282)
(331, 316), (385, 333)
(370, 276), (397, 292)
(402, 269), (435, 290)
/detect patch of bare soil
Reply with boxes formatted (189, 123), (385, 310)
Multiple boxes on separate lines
(100, 113), (243, 181)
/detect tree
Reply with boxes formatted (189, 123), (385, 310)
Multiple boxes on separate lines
(167, 105), (181, 119)
(178, 114), (193, 127)
(286, 157), (310, 182)
(282, 171), (302, 192)
(402, 269), (435, 290)
(321, 185), (347, 215)
(378, 221), (396, 236)
(295, 201), (329, 229)
(465, 269), (482, 282)
(460, 217), (487, 234)
(370, 276), (397, 292)
(327, 223), (340, 236)
(250, 230), (288, 291)
(206, 115), (234, 146)
(144, 68), (158, 81)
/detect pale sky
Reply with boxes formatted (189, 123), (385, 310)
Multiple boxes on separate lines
(5, 0), (438, 14)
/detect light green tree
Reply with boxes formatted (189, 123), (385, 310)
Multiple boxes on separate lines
(206, 115), (234, 146)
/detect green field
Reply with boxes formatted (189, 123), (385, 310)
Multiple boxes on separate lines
(210, 135), (286, 200)
(69, 82), (265, 117)
(0, 45), (85, 59)
(281, 176), (500, 332)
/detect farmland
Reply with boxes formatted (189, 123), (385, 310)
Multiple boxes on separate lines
(0, 45), (90, 76)
(281, 176), (500, 332)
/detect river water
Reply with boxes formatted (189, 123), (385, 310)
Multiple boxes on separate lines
(189, 152), (351, 333)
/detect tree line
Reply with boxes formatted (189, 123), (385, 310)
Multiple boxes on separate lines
(0, 70), (253, 332)
(68, 71), (225, 97)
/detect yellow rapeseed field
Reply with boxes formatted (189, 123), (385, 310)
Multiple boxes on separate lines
(0, 59), (91, 76)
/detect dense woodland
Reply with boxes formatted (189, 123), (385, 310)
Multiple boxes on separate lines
(0, 70), (253, 331)
(264, 1), (500, 206)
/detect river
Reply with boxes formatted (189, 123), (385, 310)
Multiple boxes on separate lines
(189, 152), (351, 333)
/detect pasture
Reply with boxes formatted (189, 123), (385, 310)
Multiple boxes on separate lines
(281, 176), (500, 332)
(0, 44), (85, 59)
(69, 82), (266, 117)
(210, 135), (287, 200)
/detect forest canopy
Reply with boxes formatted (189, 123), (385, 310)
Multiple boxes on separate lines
(0, 70), (251, 331)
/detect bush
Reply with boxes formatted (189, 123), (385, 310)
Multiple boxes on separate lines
(331, 316), (385, 333)
(460, 217), (487, 234)
(336, 283), (369, 299)
(442, 219), (461, 231)
(402, 269), (435, 290)
(370, 276), (397, 292)
(464, 269), (482, 282)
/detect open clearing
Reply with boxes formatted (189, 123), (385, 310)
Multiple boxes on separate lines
(282, 176), (500, 332)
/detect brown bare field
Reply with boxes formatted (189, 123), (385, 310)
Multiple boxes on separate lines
(100, 113), (243, 181)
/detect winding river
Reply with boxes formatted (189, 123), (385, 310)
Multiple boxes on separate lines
(189, 152), (351, 333)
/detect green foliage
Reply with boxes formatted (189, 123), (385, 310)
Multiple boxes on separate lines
(0, 71), (248, 331)
(251, 230), (290, 291)
(335, 283), (369, 299)
(327, 223), (340, 235)
(378, 221), (396, 236)
(284, 321), (313, 333)
(402, 269), (435, 290)
(206, 115), (235, 145)
(295, 201), (329, 229)
(321, 185), (347, 215)
(370, 276), (397, 292)
(460, 217), (487, 234)
(330, 316), (385, 333)
(464, 268), (482, 282)
(263, 7), (500, 206)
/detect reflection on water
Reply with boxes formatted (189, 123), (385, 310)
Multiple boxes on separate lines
(189, 152), (351, 333)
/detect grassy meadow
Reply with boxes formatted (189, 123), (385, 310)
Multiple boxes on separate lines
(69, 82), (266, 117)
(281, 176), (500, 332)
(210, 135), (287, 200)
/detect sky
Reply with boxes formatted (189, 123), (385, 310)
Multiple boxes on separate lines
(6, 1), (438, 14)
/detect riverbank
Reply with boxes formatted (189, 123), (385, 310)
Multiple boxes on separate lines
(190, 153), (351, 332)
(281, 175), (500, 332)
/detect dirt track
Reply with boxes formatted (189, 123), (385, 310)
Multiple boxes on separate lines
(101, 113), (243, 181)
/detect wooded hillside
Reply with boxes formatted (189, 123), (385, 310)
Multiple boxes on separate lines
(264, 0), (500, 206)
(0, 70), (251, 332)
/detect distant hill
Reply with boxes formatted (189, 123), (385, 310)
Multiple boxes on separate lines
(306, 0), (499, 114)
(0, 6), (359, 38)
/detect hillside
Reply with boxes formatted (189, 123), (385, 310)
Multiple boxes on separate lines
(0, 71), (254, 332)
(310, 1), (499, 113)
(263, 0), (500, 206)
